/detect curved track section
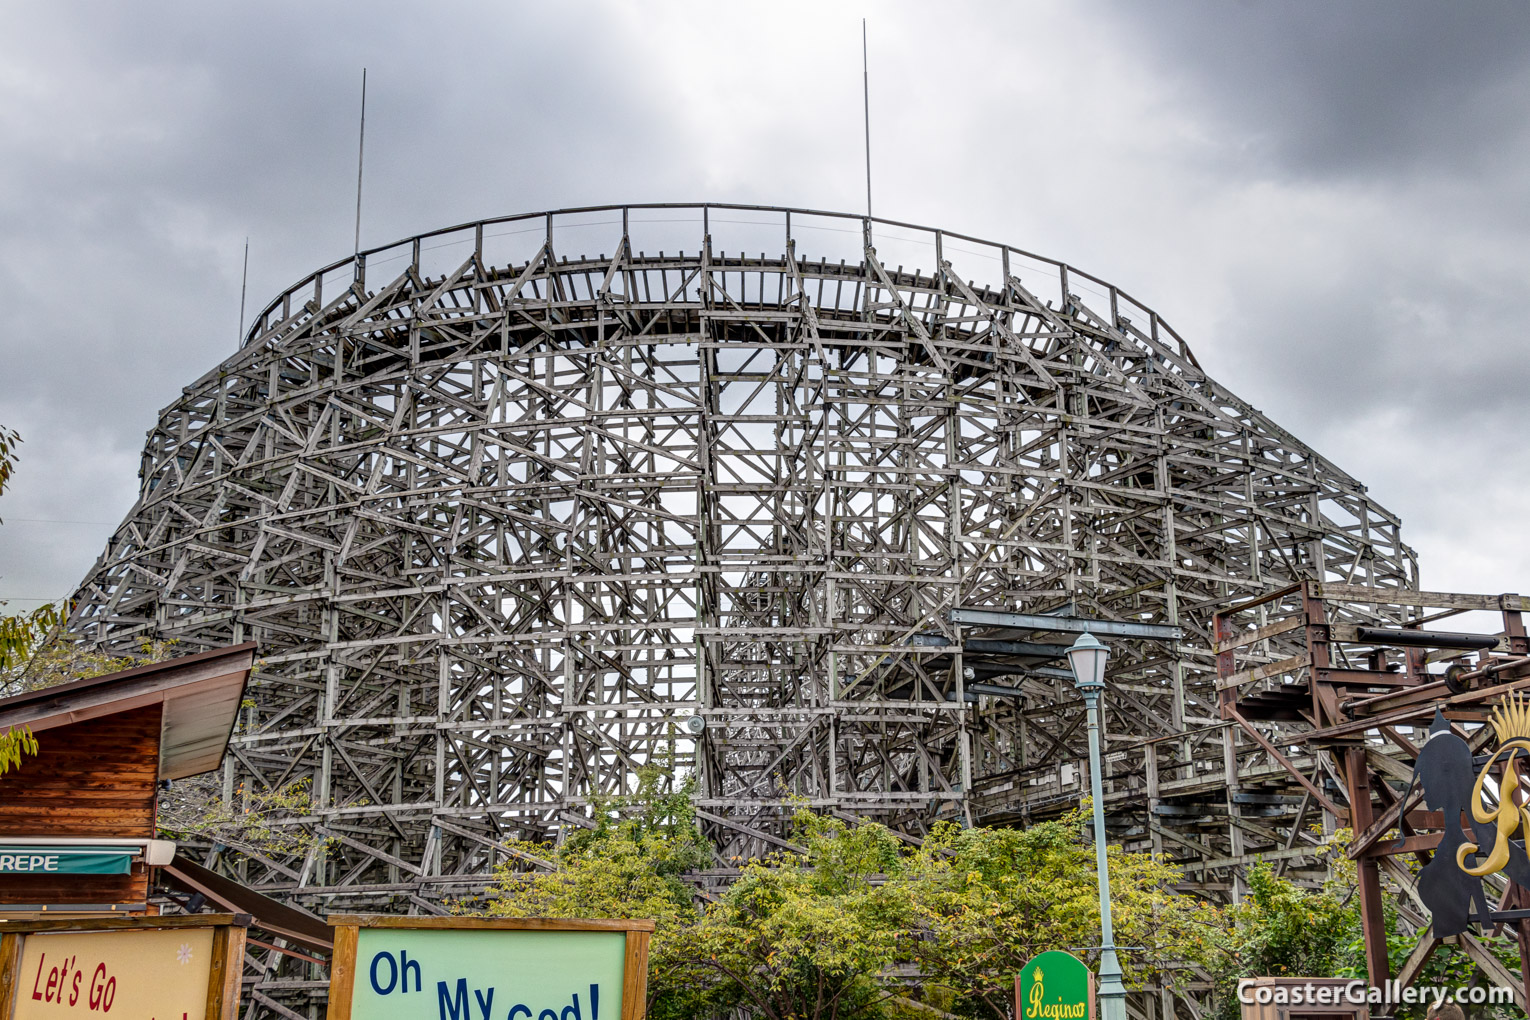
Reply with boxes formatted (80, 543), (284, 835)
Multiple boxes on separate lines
(69, 204), (1415, 911)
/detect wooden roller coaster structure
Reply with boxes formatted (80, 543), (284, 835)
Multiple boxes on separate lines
(68, 204), (1522, 1016)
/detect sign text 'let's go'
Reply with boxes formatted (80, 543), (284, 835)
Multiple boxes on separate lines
(13, 929), (214, 1020)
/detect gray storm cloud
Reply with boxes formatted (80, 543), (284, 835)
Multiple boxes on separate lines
(1, 0), (1526, 607)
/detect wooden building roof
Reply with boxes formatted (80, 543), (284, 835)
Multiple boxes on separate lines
(0, 643), (255, 781)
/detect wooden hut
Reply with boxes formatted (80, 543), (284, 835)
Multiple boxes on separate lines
(0, 644), (255, 916)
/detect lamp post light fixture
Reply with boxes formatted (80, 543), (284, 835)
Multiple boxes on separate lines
(1065, 630), (1128, 1020)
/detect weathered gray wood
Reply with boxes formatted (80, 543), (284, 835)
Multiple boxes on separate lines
(64, 203), (1421, 1020)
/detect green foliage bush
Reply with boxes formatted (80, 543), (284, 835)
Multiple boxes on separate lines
(1210, 836), (1519, 1020)
(479, 781), (1221, 1020)
(481, 783), (1530, 1020)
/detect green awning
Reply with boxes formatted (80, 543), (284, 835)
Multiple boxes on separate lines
(0, 846), (139, 876)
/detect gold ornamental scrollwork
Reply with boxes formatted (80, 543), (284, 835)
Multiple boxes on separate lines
(1458, 691), (1530, 877)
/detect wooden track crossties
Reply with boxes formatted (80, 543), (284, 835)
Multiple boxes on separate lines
(65, 204), (1419, 1014)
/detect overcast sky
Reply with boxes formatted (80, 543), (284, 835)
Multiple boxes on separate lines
(1, 0), (1527, 612)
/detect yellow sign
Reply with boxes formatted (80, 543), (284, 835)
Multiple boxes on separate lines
(12, 929), (214, 1020)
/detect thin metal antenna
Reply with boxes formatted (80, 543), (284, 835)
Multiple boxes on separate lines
(354, 68), (367, 256)
(862, 20), (872, 220)
(238, 238), (249, 340)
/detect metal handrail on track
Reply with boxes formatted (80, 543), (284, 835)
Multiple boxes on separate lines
(239, 202), (1196, 367)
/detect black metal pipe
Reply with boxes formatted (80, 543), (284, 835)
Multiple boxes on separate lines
(1353, 626), (1498, 650)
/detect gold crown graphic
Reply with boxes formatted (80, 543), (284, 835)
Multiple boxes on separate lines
(1489, 691), (1530, 745)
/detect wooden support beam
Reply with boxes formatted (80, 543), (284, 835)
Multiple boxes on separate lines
(55, 202), (1441, 1020)
(1344, 746), (1391, 988)
(1393, 933), (1440, 993)
(1225, 706), (1345, 817)
(1458, 931), (1529, 1012)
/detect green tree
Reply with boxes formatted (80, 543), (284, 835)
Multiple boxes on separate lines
(1211, 835), (1520, 1020)
(0, 634), (180, 699)
(155, 772), (335, 858)
(0, 423), (191, 772)
(0, 723), (36, 776)
(480, 787), (1228, 1020)
(0, 425), (57, 772)
(679, 810), (910, 1020)
(1209, 860), (1357, 1019)
(0, 426), (60, 671)
(480, 767), (718, 1019)
(894, 808), (1223, 1018)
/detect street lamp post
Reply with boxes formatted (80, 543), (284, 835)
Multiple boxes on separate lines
(1066, 630), (1128, 1020)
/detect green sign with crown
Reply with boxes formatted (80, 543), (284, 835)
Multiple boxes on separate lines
(1017, 950), (1094, 1020)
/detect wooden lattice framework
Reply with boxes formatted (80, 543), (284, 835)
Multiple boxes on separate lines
(1218, 582), (1530, 1012)
(67, 204), (1417, 962)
